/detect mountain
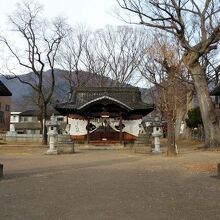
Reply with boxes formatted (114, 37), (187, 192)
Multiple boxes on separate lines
(0, 69), (118, 111)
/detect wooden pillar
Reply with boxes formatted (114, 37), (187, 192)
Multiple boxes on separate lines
(119, 115), (123, 144)
(86, 118), (90, 144)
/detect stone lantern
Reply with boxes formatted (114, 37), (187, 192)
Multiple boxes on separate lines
(152, 116), (163, 153)
(46, 114), (58, 155)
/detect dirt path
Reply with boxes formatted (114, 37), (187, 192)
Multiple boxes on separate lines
(0, 142), (220, 220)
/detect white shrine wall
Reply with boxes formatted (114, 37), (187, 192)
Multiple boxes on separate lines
(68, 118), (142, 137)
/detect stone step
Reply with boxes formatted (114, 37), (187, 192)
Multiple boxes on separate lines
(134, 134), (151, 144)
(138, 134), (150, 138)
(89, 140), (120, 145)
(57, 142), (74, 154)
(135, 138), (149, 141)
(134, 143), (151, 147)
(58, 135), (72, 142)
(133, 146), (152, 154)
(135, 137), (149, 142)
(137, 135), (149, 138)
(135, 142), (150, 145)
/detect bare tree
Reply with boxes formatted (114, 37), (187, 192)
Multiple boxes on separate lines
(0, 1), (69, 144)
(83, 29), (113, 87)
(82, 26), (146, 87)
(94, 26), (146, 86)
(60, 25), (147, 90)
(58, 25), (114, 95)
(117, 0), (220, 147)
(140, 34), (190, 155)
(58, 25), (96, 97)
(202, 50), (220, 106)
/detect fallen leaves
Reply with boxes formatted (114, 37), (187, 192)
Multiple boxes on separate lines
(184, 163), (217, 173)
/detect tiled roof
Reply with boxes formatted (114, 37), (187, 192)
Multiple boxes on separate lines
(55, 87), (155, 115)
(74, 87), (142, 109)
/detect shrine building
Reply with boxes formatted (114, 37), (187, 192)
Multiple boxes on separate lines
(54, 87), (154, 144)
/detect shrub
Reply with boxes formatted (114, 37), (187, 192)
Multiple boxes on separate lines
(185, 107), (203, 128)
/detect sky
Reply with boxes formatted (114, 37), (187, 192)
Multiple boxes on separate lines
(0, 0), (147, 88)
(0, 0), (123, 30)
(0, 0), (129, 77)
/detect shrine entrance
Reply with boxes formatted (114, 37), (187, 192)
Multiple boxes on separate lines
(90, 120), (119, 142)
(54, 87), (155, 144)
(86, 115), (124, 144)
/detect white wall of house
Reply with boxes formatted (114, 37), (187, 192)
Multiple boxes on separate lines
(9, 112), (21, 132)
(26, 129), (41, 135)
(10, 112), (21, 123)
(9, 112), (67, 134)
(20, 116), (38, 122)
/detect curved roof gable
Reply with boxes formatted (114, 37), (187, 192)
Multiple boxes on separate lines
(78, 95), (133, 111)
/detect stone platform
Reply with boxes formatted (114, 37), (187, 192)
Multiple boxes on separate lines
(57, 135), (74, 154)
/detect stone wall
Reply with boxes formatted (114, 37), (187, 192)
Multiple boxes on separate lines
(6, 134), (42, 142)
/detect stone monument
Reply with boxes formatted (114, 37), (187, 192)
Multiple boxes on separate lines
(57, 123), (74, 154)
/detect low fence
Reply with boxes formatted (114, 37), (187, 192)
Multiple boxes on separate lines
(5, 134), (68, 143)
(6, 134), (42, 143)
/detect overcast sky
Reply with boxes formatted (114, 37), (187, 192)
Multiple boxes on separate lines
(0, 0), (123, 30)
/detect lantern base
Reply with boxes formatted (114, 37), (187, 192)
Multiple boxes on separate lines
(46, 149), (58, 155)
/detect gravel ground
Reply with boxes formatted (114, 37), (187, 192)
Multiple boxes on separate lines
(0, 144), (220, 220)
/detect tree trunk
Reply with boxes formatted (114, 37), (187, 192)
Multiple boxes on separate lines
(185, 60), (220, 147)
(40, 104), (48, 145)
(166, 71), (177, 156)
(175, 108), (186, 141)
(167, 116), (177, 156)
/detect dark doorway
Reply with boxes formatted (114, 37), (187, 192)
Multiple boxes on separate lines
(90, 119), (120, 142)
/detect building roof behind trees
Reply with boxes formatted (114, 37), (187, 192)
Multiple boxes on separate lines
(0, 80), (12, 96)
